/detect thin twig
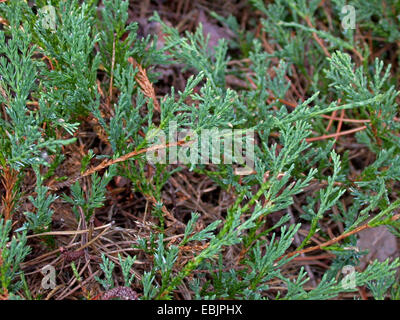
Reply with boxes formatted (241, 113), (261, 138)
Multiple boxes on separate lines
(280, 213), (400, 261)
(48, 140), (187, 191)
(306, 126), (367, 142)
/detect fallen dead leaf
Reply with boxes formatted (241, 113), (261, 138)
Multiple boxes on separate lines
(197, 10), (234, 52)
(357, 225), (399, 270)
